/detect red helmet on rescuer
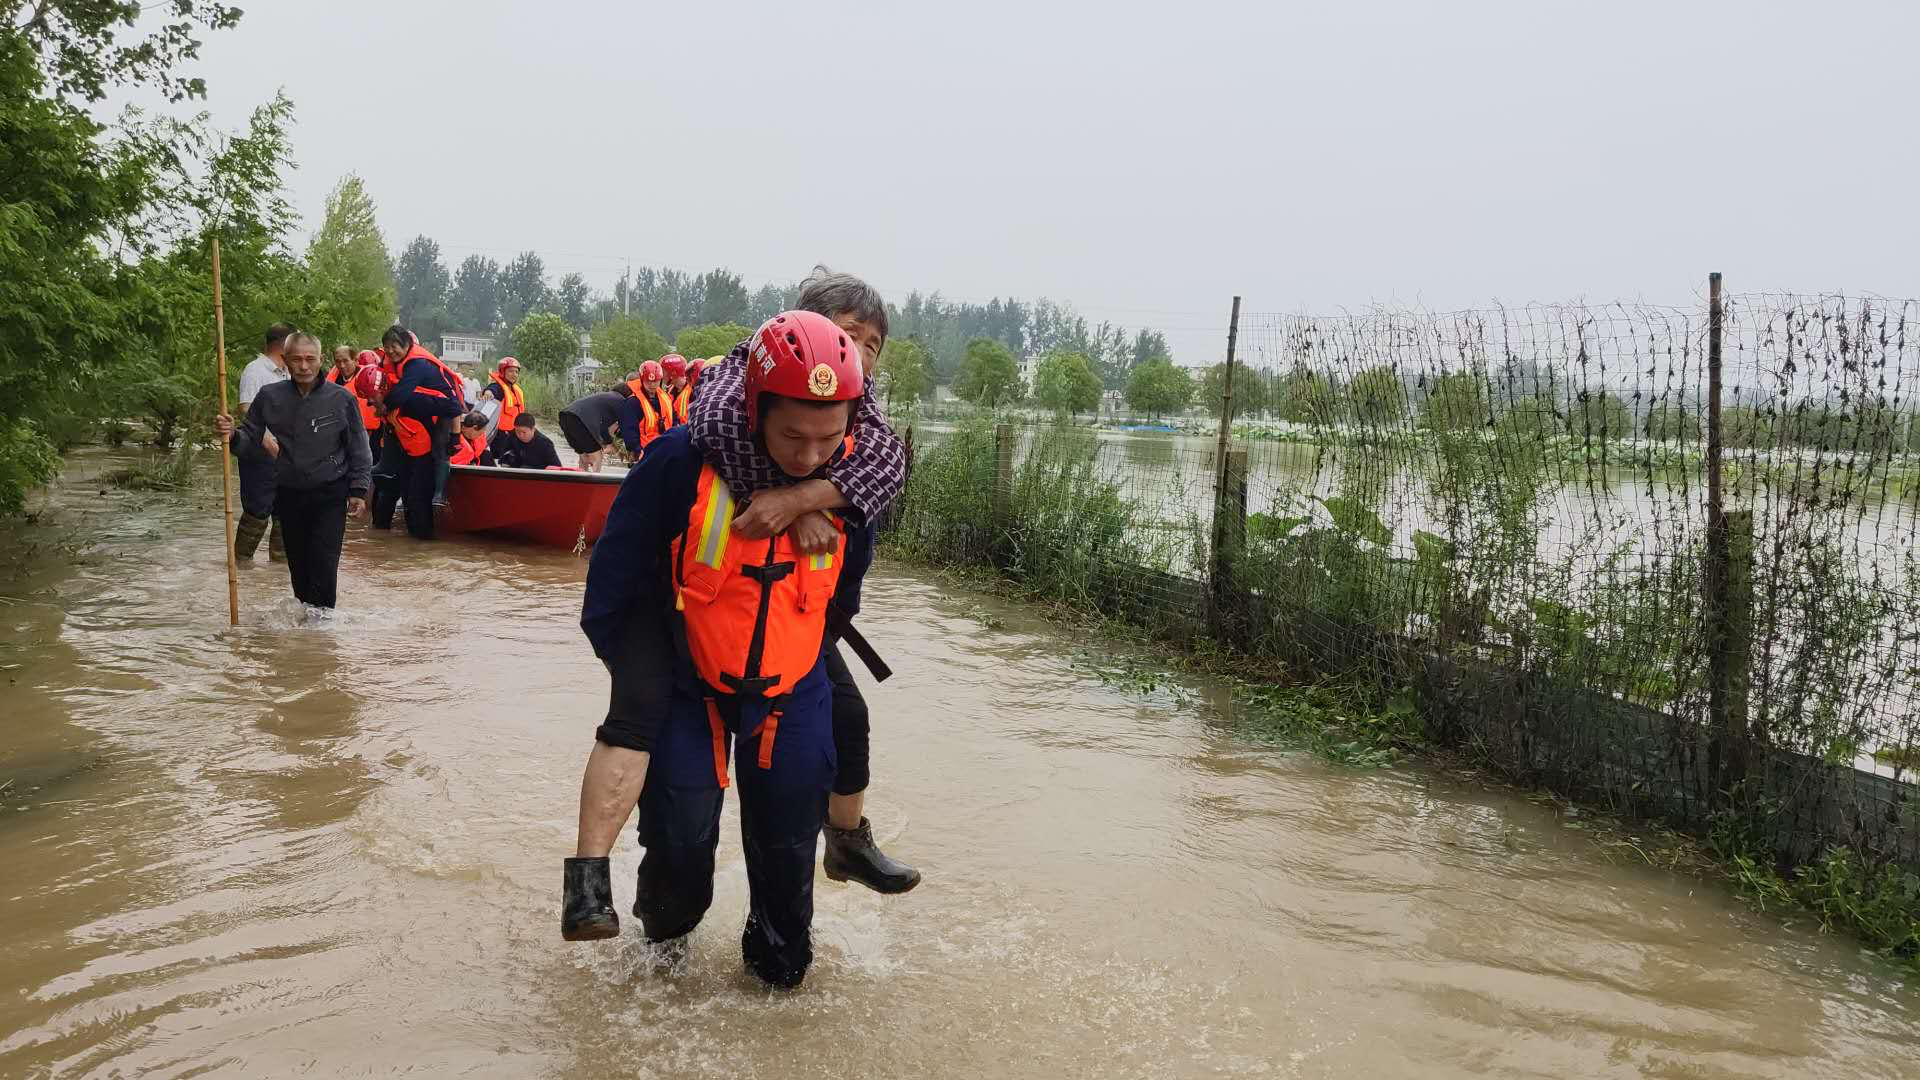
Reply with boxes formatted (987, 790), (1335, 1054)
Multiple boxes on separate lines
(498, 356), (521, 373)
(639, 359), (663, 382)
(355, 349), (382, 370)
(745, 310), (864, 434)
(660, 354), (687, 379)
(687, 358), (707, 384)
(352, 365), (385, 400)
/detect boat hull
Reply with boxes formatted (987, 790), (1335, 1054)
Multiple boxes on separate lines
(440, 465), (622, 549)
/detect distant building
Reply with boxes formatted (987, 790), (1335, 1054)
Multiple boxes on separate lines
(570, 333), (601, 388)
(441, 332), (493, 371)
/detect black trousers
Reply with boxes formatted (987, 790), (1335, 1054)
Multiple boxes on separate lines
(237, 455), (277, 519)
(826, 644), (870, 797)
(371, 434), (402, 530)
(397, 452), (437, 539)
(274, 479), (348, 608)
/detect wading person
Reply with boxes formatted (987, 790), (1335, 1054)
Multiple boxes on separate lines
(489, 412), (562, 470)
(618, 359), (676, 454)
(379, 326), (465, 538)
(683, 266), (919, 893)
(564, 312), (873, 989)
(214, 332), (372, 610)
(233, 323), (293, 562)
(556, 387), (642, 472)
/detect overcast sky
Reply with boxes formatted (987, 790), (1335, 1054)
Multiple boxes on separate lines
(138, 0), (1920, 363)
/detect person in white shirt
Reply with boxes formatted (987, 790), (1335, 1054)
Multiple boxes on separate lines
(232, 323), (293, 561)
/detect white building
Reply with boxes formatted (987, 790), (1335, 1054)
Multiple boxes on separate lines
(440, 333), (492, 371)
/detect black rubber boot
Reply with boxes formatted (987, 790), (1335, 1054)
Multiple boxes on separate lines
(234, 511), (270, 560)
(561, 857), (620, 941)
(823, 818), (921, 894)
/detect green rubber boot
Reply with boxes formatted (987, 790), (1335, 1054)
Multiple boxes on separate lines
(234, 512), (270, 561)
(267, 516), (286, 562)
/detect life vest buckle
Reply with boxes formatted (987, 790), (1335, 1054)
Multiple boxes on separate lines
(738, 560), (795, 585)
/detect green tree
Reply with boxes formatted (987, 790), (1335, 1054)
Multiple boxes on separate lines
(591, 316), (669, 375)
(952, 338), (1022, 407)
(302, 174), (394, 348)
(875, 338), (931, 414)
(1419, 371), (1489, 432)
(1124, 358), (1194, 419)
(1723, 406), (1774, 450)
(512, 312), (579, 376)
(556, 272), (592, 329)
(1274, 367), (1338, 425)
(1348, 365), (1408, 427)
(1643, 403), (1702, 443)
(675, 322), (753, 361)
(448, 255), (499, 332)
(393, 234), (450, 344)
(498, 250), (550, 329)
(1570, 391), (1632, 441)
(1494, 398), (1563, 440)
(1030, 350), (1102, 416)
(1197, 363), (1270, 419)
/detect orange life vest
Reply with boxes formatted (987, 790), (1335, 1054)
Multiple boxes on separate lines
(673, 383), (692, 426)
(671, 464), (846, 702)
(631, 386), (674, 449)
(329, 366), (379, 430)
(449, 433), (487, 465)
(488, 374), (524, 432)
(383, 343), (464, 458)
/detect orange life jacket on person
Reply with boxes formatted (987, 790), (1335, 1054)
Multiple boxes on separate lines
(673, 383), (692, 426)
(329, 366), (380, 430)
(631, 386), (675, 449)
(449, 433), (487, 465)
(671, 464), (847, 703)
(383, 343), (465, 458)
(488, 374), (524, 432)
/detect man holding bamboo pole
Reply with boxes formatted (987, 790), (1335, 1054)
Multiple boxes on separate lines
(214, 332), (372, 611)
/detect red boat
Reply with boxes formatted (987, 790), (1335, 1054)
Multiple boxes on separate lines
(439, 464), (623, 550)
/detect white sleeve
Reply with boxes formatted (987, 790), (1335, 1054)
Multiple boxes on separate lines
(237, 363), (266, 409)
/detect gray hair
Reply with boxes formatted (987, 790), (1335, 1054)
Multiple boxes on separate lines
(795, 265), (889, 348)
(285, 331), (323, 356)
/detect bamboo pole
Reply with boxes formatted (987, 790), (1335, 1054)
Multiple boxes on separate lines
(212, 237), (239, 626)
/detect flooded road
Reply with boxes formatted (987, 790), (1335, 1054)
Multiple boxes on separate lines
(4, 453), (1919, 1078)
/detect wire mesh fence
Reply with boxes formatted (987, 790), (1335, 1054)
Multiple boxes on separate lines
(887, 287), (1920, 871)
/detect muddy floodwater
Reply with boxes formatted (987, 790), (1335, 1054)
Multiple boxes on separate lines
(3, 454), (1919, 1079)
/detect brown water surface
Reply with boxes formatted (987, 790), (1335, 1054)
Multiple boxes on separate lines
(2, 453), (1917, 1078)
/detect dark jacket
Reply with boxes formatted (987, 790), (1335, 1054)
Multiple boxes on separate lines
(559, 392), (632, 450)
(489, 428), (563, 470)
(580, 427), (873, 744)
(229, 378), (373, 498)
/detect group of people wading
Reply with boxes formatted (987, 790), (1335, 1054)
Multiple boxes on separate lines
(214, 266), (921, 989)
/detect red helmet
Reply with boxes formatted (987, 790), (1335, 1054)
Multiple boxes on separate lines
(687, 358), (707, 384)
(639, 359), (663, 383)
(355, 349), (382, 369)
(351, 365), (385, 400)
(660, 354), (687, 379)
(744, 310), (864, 433)
(498, 356), (521, 372)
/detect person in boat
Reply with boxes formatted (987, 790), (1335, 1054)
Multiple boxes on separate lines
(480, 356), (525, 435)
(214, 332), (372, 609)
(449, 412), (492, 466)
(556, 388), (640, 472)
(565, 311), (873, 989)
(328, 348), (384, 461)
(379, 325), (466, 538)
(681, 265), (919, 894)
(488, 412), (564, 470)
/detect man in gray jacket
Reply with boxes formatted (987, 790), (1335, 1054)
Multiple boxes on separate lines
(215, 331), (373, 610)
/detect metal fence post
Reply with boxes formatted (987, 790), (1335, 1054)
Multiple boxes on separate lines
(1702, 271), (1748, 794)
(1207, 297), (1244, 638)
